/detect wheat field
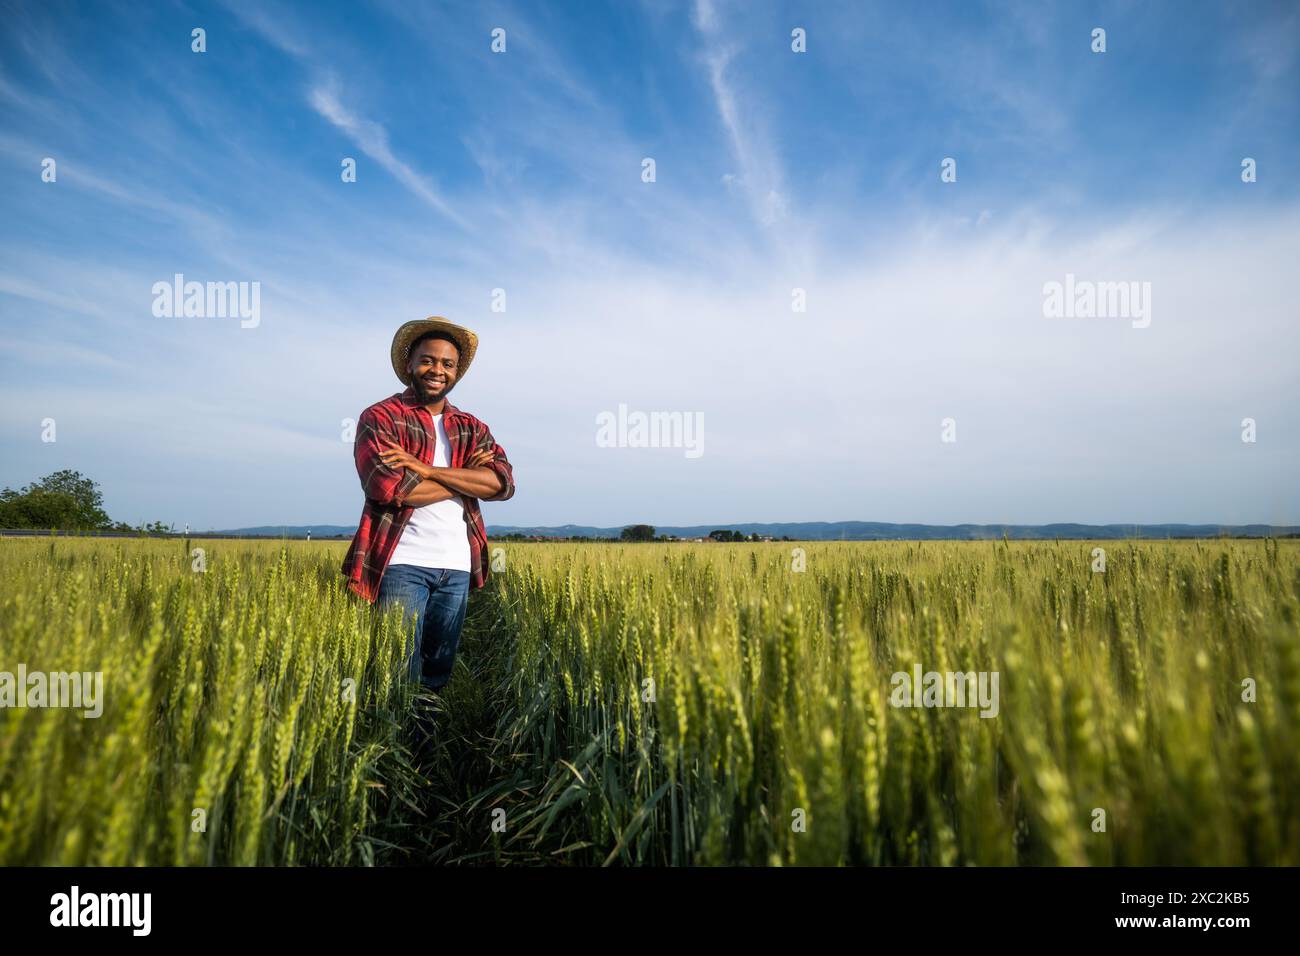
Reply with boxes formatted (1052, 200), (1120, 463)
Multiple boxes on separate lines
(0, 537), (1296, 865)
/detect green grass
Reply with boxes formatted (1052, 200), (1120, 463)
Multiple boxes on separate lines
(1, 537), (1297, 865)
(0, 538), (423, 865)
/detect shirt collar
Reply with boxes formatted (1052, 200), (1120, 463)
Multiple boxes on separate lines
(399, 386), (458, 419)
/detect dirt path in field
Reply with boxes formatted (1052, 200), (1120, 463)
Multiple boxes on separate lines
(372, 584), (529, 864)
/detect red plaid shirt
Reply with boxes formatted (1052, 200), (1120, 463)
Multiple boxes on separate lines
(342, 387), (516, 603)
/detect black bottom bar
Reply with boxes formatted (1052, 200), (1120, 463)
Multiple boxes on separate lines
(0, 865), (1283, 941)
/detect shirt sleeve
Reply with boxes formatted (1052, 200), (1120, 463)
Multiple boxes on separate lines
(474, 423), (515, 502)
(355, 406), (422, 507)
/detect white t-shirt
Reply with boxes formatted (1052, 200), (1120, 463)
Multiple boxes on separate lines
(386, 414), (472, 572)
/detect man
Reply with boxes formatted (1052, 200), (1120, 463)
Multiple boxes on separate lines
(343, 317), (515, 693)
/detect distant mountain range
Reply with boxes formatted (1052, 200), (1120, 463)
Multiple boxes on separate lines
(214, 521), (1300, 540)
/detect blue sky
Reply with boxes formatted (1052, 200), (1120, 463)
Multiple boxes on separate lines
(1, 0), (1297, 530)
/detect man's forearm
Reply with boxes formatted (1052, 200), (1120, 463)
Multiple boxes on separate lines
(403, 479), (460, 506)
(426, 466), (504, 499)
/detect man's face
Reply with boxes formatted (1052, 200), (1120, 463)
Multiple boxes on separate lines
(408, 336), (460, 403)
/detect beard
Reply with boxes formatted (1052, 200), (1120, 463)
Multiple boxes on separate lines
(412, 375), (456, 403)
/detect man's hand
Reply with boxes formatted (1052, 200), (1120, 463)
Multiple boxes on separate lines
(427, 444), (503, 499)
(378, 439), (434, 479)
(464, 447), (495, 469)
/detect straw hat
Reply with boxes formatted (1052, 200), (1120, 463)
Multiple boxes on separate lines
(390, 317), (479, 386)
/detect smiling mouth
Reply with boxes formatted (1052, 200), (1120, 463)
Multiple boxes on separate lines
(422, 378), (447, 388)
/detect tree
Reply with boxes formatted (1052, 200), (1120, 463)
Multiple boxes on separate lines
(0, 486), (81, 528)
(620, 524), (656, 542)
(0, 470), (110, 530)
(0, 471), (173, 533)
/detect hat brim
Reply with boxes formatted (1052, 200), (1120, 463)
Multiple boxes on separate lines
(391, 317), (479, 387)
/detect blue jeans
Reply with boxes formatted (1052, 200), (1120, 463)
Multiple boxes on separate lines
(377, 565), (471, 691)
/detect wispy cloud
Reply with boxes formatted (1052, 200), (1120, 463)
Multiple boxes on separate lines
(226, 1), (471, 230)
(307, 80), (470, 230)
(224, 1), (313, 59)
(692, 0), (788, 226)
